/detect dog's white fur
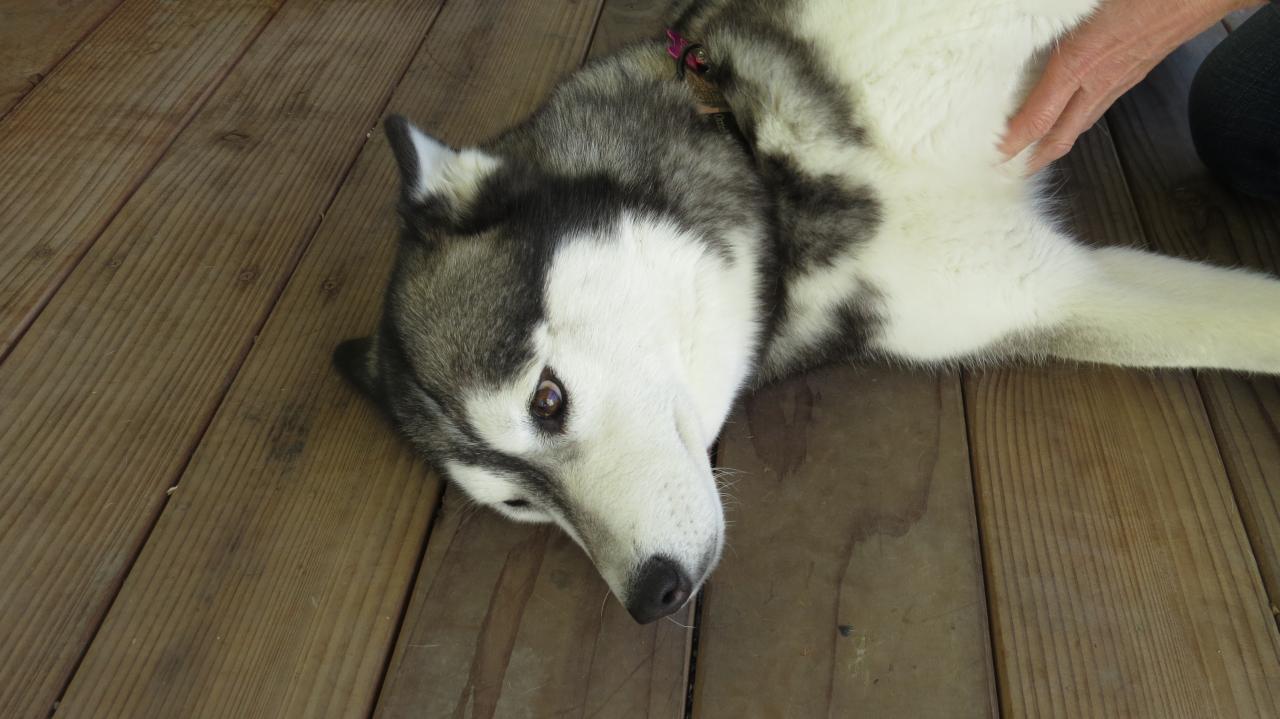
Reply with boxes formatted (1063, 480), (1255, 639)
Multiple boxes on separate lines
(454, 216), (764, 593)
(397, 0), (1280, 608)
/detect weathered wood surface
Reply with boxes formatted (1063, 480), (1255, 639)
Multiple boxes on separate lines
(0, 2), (442, 715)
(1200, 372), (1280, 622)
(0, 0), (285, 357)
(967, 88), (1280, 716)
(1103, 27), (1280, 626)
(586, 0), (664, 56)
(970, 361), (1280, 718)
(4, 3), (1279, 717)
(373, 2), (696, 717)
(377, 498), (693, 719)
(694, 367), (997, 718)
(0, 0), (123, 116)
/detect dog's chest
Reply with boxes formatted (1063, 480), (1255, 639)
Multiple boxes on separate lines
(737, 0), (1098, 378)
(793, 0), (1094, 168)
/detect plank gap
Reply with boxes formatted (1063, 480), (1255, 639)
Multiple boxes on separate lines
(683, 591), (705, 719)
(0, 0), (127, 119)
(1104, 24), (1280, 637)
(366, 479), (450, 718)
(0, 0), (288, 365)
(958, 370), (1009, 718)
(45, 2), (446, 708)
(1, 0), (453, 712)
(682, 436), (717, 719)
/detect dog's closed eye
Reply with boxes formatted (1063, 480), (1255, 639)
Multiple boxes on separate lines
(503, 499), (530, 508)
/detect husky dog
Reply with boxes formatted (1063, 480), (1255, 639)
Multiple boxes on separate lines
(335, 0), (1280, 623)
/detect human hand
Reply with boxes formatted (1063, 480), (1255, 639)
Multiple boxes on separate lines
(1001, 0), (1261, 173)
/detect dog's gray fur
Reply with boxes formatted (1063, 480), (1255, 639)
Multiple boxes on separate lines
(336, 0), (1280, 622)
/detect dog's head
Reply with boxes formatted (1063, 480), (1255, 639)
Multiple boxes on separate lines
(336, 116), (765, 622)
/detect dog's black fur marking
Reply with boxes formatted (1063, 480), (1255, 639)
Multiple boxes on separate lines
(335, 0), (886, 520)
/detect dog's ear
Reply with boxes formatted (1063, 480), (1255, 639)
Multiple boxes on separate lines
(384, 114), (501, 232)
(333, 336), (382, 403)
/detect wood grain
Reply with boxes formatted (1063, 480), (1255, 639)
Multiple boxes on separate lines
(57, 0), (632, 716)
(969, 364), (1280, 717)
(0, 0), (123, 116)
(0, 2), (443, 715)
(48, 100), (444, 719)
(376, 498), (693, 719)
(1200, 373), (1280, 620)
(0, 0), (285, 358)
(585, 0), (665, 58)
(373, 2), (697, 717)
(966, 106), (1280, 716)
(693, 367), (997, 718)
(1103, 28), (1280, 626)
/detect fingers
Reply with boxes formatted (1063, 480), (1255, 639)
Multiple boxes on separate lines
(1022, 89), (1100, 173)
(1000, 50), (1083, 159)
(1024, 70), (1144, 173)
(1002, 0), (1232, 173)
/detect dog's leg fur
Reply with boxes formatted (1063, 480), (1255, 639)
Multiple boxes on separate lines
(1041, 246), (1280, 373)
(867, 216), (1280, 375)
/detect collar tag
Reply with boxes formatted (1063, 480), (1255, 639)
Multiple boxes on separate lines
(665, 29), (709, 74)
(664, 28), (753, 157)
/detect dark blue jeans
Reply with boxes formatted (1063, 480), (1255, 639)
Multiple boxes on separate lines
(1188, 4), (1280, 201)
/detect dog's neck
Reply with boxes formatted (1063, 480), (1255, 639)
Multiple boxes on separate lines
(492, 27), (882, 384)
(657, 19), (886, 381)
(492, 39), (784, 375)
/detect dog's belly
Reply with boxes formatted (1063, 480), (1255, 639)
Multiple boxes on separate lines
(859, 194), (1087, 361)
(768, 180), (1088, 368)
(795, 0), (1097, 173)
(750, 0), (1105, 376)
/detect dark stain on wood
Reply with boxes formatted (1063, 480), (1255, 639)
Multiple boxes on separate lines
(744, 378), (815, 481)
(266, 402), (308, 463)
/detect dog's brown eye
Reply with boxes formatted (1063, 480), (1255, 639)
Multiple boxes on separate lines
(531, 378), (564, 419)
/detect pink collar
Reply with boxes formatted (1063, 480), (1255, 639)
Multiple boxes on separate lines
(662, 28), (753, 156)
(666, 28), (710, 75)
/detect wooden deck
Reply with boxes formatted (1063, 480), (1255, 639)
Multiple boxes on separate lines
(1, 1), (1277, 716)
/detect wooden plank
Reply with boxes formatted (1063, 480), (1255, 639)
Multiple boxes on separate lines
(967, 106), (1280, 716)
(969, 364), (1280, 717)
(692, 367), (996, 717)
(586, 0), (664, 56)
(0, 2), (445, 716)
(1200, 373), (1280, 620)
(373, 2), (696, 717)
(377, 499), (693, 719)
(1103, 27), (1280, 625)
(48, 117), (443, 718)
(56, 0), (631, 716)
(0, 0), (283, 358)
(0, 0), (123, 116)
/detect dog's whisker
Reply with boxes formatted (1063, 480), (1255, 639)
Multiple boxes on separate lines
(663, 614), (696, 630)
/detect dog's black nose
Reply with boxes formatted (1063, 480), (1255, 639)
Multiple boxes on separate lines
(626, 556), (692, 624)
